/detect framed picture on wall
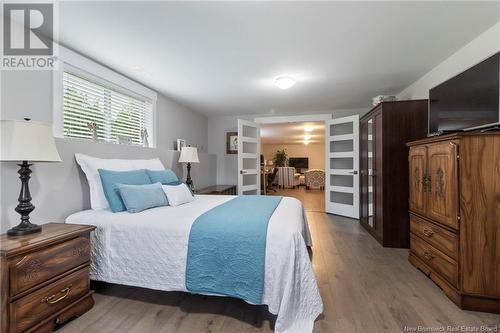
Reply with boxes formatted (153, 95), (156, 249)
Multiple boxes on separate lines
(226, 132), (238, 154)
(176, 139), (186, 151)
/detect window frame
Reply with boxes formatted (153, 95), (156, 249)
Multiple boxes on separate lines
(53, 45), (157, 147)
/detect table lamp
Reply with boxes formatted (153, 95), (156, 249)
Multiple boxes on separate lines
(178, 146), (199, 191)
(1, 119), (62, 236)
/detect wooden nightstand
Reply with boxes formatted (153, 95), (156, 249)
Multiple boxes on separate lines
(0, 223), (96, 333)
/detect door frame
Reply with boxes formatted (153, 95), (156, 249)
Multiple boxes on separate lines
(254, 114), (332, 210)
(254, 114), (333, 124)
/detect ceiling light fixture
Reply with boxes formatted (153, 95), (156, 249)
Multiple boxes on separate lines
(274, 76), (296, 90)
(303, 139), (310, 145)
(304, 126), (314, 132)
(303, 135), (311, 140)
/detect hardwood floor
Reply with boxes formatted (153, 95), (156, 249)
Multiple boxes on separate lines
(267, 186), (325, 212)
(59, 197), (500, 332)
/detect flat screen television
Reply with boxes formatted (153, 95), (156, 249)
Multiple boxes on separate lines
(428, 52), (500, 135)
(289, 157), (308, 169)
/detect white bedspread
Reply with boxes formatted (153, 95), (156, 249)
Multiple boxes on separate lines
(66, 195), (323, 332)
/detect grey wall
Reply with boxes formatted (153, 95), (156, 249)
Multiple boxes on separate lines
(156, 94), (209, 153)
(1, 70), (215, 233)
(207, 108), (369, 185)
(1, 70), (54, 122)
(1, 70), (210, 153)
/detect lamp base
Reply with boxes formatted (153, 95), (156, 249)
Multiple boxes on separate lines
(185, 162), (194, 190)
(7, 161), (41, 236)
(7, 221), (42, 236)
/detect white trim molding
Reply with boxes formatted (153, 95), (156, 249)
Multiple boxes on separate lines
(254, 114), (332, 124)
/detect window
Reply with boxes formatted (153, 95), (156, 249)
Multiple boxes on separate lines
(62, 70), (153, 146)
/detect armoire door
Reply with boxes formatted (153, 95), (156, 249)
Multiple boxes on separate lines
(409, 146), (427, 216)
(373, 110), (383, 239)
(359, 117), (374, 227)
(359, 118), (369, 225)
(426, 141), (459, 229)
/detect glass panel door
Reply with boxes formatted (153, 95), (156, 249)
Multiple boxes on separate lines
(237, 119), (261, 195)
(325, 115), (360, 218)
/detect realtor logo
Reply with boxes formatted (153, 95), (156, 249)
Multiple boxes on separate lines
(2, 3), (56, 70)
(3, 3), (53, 56)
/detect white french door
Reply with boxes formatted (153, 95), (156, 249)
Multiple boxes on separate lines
(237, 119), (261, 195)
(325, 115), (360, 218)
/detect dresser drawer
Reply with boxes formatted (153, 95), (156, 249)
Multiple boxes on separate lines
(10, 267), (90, 333)
(410, 215), (458, 260)
(9, 236), (90, 297)
(410, 234), (458, 287)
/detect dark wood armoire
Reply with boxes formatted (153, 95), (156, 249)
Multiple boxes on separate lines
(359, 100), (428, 248)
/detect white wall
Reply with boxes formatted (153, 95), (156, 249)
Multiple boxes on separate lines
(207, 108), (368, 185)
(398, 21), (500, 100)
(1, 68), (214, 233)
(262, 143), (325, 170)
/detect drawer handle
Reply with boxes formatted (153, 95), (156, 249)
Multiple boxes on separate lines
(423, 251), (435, 261)
(41, 286), (71, 304)
(422, 228), (434, 237)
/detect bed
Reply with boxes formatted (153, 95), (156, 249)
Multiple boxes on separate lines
(66, 194), (323, 332)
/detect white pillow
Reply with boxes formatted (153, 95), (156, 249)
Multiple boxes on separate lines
(75, 153), (165, 210)
(162, 183), (194, 207)
(132, 158), (165, 170)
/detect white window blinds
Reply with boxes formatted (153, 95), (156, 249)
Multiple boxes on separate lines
(62, 70), (153, 145)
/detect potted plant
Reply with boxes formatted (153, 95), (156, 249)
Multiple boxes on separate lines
(274, 149), (288, 167)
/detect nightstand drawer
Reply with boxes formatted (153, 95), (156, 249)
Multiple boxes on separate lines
(9, 236), (90, 297)
(10, 267), (90, 333)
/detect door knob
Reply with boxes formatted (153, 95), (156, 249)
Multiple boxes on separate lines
(348, 171), (358, 175)
(240, 170), (247, 175)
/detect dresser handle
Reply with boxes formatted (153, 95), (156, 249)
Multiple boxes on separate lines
(422, 175), (431, 192)
(422, 228), (434, 237)
(423, 251), (434, 261)
(42, 286), (71, 304)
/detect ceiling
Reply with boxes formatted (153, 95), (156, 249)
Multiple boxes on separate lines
(261, 122), (325, 145)
(58, 2), (500, 116)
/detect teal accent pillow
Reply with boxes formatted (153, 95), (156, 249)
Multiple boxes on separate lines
(98, 169), (152, 212)
(146, 169), (179, 184)
(166, 180), (194, 196)
(116, 182), (168, 213)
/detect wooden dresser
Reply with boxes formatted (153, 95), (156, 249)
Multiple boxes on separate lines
(1, 223), (96, 332)
(407, 132), (500, 313)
